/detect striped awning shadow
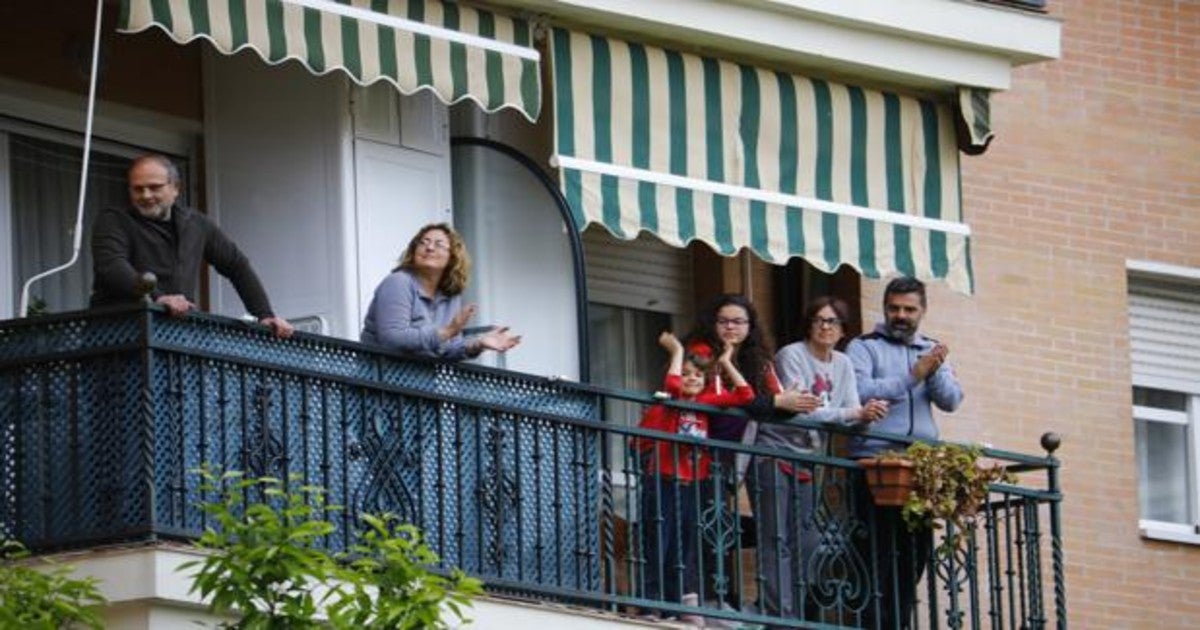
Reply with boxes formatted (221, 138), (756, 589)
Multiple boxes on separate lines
(119, 0), (541, 121)
(551, 28), (975, 294)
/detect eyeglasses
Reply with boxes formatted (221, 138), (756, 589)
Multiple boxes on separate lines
(716, 317), (750, 327)
(417, 238), (450, 251)
(813, 316), (843, 328)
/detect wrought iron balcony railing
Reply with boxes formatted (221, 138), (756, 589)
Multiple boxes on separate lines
(0, 307), (1065, 629)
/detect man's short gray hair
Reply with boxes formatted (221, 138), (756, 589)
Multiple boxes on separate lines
(129, 154), (182, 186)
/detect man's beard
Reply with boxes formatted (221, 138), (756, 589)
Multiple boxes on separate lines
(137, 202), (171, 220)
(885, 319), (917, 340)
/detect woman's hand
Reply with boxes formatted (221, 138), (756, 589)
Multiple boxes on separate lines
(477, 326), (521, 353)
(775, 388), (821, 414)
(440, 304), (477, 341)
(857, 398), (890, 423)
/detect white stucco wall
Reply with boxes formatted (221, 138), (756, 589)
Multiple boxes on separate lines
(202, 50), (354, 337)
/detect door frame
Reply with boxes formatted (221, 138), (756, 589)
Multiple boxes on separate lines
(450, 136), (590, 381)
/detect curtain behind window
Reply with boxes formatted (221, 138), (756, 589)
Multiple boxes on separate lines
(10, 134), (133, 313)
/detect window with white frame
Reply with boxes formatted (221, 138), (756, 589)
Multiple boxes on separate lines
(1128, 264), (1200, 544)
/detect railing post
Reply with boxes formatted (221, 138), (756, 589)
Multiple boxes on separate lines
(139, 302), (157, 539)
(597, 393), (616, 611)
(1041, 431), (1066, 630)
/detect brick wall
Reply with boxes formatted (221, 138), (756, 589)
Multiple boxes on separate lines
(857, 1), (1200, 627)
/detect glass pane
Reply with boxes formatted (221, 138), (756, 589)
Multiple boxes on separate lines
(1133, 387), (1188, 411)
(1135, 418), (1192, 524)
(588, 303), (670, 522)
(10, 134), (187, 315)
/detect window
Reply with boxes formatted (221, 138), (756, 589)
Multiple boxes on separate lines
(1128, 264), (1200, 544)
(2, 125), (187, 317)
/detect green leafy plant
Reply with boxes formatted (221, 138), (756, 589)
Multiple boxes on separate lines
(0, 539), (107, 629)
(887, 442), (1015, 554)
(181, 468), (341, 629)
(328, 514), (482, 629)
(181, 466), (479, 629)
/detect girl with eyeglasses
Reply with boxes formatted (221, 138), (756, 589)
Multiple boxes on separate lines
(682, 294), (821, 611)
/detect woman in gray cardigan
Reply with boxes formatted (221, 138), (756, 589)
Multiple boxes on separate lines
(361, 223), (520, 359)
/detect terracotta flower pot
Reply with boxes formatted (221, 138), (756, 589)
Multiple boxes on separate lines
(858, 457), (916, 507)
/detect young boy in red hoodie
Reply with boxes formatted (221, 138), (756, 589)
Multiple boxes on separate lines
(636, 332), (755, 622)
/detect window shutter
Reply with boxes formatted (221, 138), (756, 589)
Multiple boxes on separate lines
(1129, 276), (1200, 394)
(583, 227), (692, 316)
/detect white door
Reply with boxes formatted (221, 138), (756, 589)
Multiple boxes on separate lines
(353, 139), (452, 333)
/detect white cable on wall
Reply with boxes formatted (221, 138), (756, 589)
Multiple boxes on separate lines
(18, 0), (104, 317)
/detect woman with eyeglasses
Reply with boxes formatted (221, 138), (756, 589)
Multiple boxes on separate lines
(752, 296), (889, 623)
(360, 223), (521, 358)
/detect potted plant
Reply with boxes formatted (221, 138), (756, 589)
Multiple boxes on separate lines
(861, 441), (1014, 554)
(858, 455), (916, 507)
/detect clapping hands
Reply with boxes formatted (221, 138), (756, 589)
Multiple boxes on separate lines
(442, 304), (478, 341)
(777, 386), (822, 414)
(911, 343), (949, 381)
(857, 398), (890, 423)
(478, 326), (521, 352)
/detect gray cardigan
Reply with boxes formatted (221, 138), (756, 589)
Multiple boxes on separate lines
(360, 269), (469, 359)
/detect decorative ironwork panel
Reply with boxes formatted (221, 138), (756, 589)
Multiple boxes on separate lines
(0, 312), (141, 362)
(0, 352), (146, 548)
(151, 315), (374, 381)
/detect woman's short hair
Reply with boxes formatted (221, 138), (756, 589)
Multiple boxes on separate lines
(800, 296), (851, 340)
(396, 223), (471, 296)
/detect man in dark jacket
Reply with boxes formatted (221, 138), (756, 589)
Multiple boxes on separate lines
(90, 154), (293, 338)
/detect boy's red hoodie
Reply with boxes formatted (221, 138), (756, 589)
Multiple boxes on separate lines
(636, 373), (754, 481)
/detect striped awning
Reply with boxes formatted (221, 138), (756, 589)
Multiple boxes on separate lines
(119, 0), (542, 121)
(958, 87), (994, 155)
(551, 28), (974, 294)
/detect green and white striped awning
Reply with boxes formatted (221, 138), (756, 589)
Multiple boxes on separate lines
(958, 87), (994, 155)
(551, 28), (974, 294)
(119, 0), (541, 121)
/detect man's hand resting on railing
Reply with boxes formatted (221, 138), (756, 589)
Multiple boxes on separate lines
(259, 317), (295, 339)
(155, 294), (194, 317)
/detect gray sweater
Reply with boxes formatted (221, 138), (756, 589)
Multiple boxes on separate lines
(756, 342), (862, 455)
(360, 269), (469, 359)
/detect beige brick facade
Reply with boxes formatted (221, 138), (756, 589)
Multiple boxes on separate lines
(856, 2), (1200, 627)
